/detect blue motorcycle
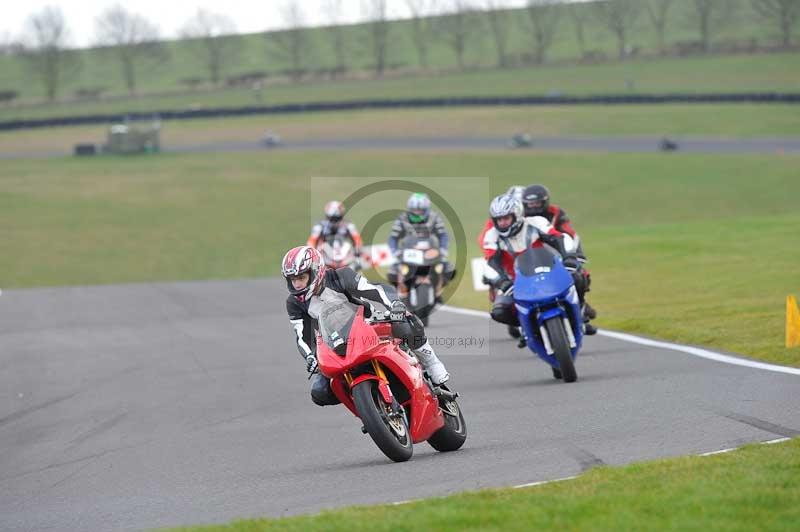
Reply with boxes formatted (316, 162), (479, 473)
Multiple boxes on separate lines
(513, 247), (584, 382)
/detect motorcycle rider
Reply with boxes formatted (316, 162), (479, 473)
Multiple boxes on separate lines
(482, 194), (596, 339)
(477, 185), (526, 280)
(283, 245), (450, 406)
(477, 186), (526, 338)
(387, 193), (455, 304)
(307, 201), (363, 268)
(522, 184), (596, 333)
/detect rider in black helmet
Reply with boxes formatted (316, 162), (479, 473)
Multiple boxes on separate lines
(522, 184), (597, 334)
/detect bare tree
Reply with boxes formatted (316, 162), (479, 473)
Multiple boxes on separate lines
(438, 0), (479, 70)
(644, 0), (674, 55)
(525, 0), (561, 64)
(406, 0), (438, 68)
(181, 10), (242, 86)
(95, 5), (166, 95)
(567, 3), (589, 57)
(0, 31), (13, 55)
(751, 0), (800, 48)
(270, 2), (313, 81)
(15, 7), (81, 101)
(593, 0), (642, 59)
(690, 0), (734, 53)
(362, 0), (392, 76)
(484, 0), (512, 67)
(322, 0), (349, 74)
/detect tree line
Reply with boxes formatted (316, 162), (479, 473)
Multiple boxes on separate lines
(4, 0), (799, 103)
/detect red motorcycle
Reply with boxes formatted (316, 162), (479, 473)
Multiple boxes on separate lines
(316, 304), (466, 462)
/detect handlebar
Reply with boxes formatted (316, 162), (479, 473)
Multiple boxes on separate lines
(366, 310), (406, 324)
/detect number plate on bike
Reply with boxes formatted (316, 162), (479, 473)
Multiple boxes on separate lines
(403, 249), (424, 265)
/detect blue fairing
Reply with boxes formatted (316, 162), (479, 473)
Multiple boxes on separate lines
(513, 258), (574, 303)
(513, 247), (583, 369)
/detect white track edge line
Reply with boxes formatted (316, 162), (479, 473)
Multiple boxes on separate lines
(514, 475), (577, 489)
(438, 305), (800, 376)
(509, 438), (793, 493)
(763, 437), (791, 445)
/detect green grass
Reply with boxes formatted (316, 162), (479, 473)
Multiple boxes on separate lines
(2, 53), (799, 123)
(2, 104), (799, 160)
(167, 437), (800, 531)
(1, 0), (800, 121)
(2, 150), (798, 366)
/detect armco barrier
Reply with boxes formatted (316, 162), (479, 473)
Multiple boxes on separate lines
(2, 93), (799, 131)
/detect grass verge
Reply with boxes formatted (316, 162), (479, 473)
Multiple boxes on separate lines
(167, 438), (800, 531)
(1, 150), (798, 366)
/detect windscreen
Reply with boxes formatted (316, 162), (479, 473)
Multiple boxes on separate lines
(516, 247), (558, 277)
(317, 299), (360, 355)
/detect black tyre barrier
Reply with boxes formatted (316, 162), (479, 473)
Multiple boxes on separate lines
(73, 143), (97, 156)
(3, 93), (800, 131)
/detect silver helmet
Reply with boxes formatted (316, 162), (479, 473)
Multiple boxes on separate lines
(489, 194), (524, 237)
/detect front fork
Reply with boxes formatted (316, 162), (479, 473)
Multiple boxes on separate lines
(527, 307), (578, 354)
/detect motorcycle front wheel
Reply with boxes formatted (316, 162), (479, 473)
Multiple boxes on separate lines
(544, 317), (577, 383)
(352, 380), (413, 462)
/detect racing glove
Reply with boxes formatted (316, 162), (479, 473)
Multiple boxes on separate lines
(389, 299), (408, 321)
(305, 355), (318, 374)
(497, 278), (514, 297)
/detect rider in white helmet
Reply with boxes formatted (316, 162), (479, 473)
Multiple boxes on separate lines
(482, 194), (587, 339)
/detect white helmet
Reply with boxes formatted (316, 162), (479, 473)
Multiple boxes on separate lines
(324, 201), (345, 222)
(407, 193), (431, 223)
(489, 194), (524, 238)
(507, 185), (525, 202)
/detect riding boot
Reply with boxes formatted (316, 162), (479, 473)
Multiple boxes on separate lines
(412, 340), (449, 384)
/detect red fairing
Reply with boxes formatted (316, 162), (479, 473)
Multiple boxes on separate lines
(316, 306), (444, 444)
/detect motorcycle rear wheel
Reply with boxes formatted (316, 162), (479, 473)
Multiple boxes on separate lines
(427, 394), (467, 452)
(352, 380), (413, 462)
(544, 317), (577, 383)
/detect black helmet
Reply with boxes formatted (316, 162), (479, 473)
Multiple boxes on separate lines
(522, 184), (550, 217)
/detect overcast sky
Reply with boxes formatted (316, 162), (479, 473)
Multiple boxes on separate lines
(2, 0), (544, 48)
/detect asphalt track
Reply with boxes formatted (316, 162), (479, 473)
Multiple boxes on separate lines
(3, 135), (800, 160)
(1, 279), (799, 531)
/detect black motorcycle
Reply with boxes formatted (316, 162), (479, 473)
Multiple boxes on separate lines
(397, 230), (450, 326)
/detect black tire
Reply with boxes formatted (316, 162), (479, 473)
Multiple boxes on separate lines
(427, 396), (467, 452)
(420, 314), (429, 327)
(544, 317), (577, 383)
(352, 380), (413, 462)
(551, 367), (562, 380)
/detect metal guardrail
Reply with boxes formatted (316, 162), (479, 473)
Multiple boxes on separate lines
(2, 93), (799, 131)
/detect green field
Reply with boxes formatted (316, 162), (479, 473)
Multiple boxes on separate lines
(1, 0), (799, 121)
(2, 104), (800, 159)
(2, 150), (798, 366)
(2, 53), (799, 123)
(169, 438), (800, 531)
